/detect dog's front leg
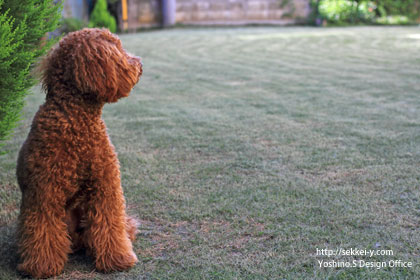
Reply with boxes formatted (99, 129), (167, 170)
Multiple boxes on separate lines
(84, 152), (138, 272)
(17, 184), (71, 278)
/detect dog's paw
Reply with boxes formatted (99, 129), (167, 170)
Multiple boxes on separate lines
(95, 250), (138, 272)
(18, 260), (65, 279)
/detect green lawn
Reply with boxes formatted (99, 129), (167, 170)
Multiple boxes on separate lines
(1, 26), (419, 279)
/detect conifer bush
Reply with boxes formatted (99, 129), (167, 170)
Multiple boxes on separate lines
(0, 0), (61, 146)
(89, 0), (117, 33)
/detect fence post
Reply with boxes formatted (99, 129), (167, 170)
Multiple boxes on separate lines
(121, 0), (128, 31)
(162, 0), (176, 27)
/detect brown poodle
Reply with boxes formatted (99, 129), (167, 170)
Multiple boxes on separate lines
(16, 28), (142, 278)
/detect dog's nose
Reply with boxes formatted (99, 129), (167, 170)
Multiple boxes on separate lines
(134, 56), (143, 79)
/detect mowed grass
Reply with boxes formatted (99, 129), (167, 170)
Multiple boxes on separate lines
(1, 26), (420, 279)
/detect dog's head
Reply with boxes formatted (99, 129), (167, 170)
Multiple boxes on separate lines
(40, 28), (142, 103)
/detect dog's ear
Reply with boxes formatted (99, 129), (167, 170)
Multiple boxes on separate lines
(37, 45), (59, 95)
(72, 31), (120, 102)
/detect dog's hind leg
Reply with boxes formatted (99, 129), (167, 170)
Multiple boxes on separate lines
(125, 215), (139, 242)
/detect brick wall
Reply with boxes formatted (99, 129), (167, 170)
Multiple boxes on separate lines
(122, 0), (310, 30)
(176, 0), (310, 24)
(121, 0), (161, 29)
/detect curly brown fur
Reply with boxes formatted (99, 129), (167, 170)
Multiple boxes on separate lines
(16, 28), (142, 279)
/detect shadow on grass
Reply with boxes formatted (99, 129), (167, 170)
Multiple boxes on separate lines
(0, 225), (20, 279)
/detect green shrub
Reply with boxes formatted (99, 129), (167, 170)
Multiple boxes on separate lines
(318, 0), (355, 23)
(0, 0), (61, 147)
(88, 0), (117, 33)
(375, 0), (420, 20)
(60, 17), (87, 34)
(357, 2), (376, 21)
(316, 0), (419, 25)
(376, 15), (410, 25)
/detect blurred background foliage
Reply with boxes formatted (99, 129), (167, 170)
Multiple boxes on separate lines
(311, 0), (419, 25)
(88, 0), (117, 33)
(59, 17), (87, 34)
